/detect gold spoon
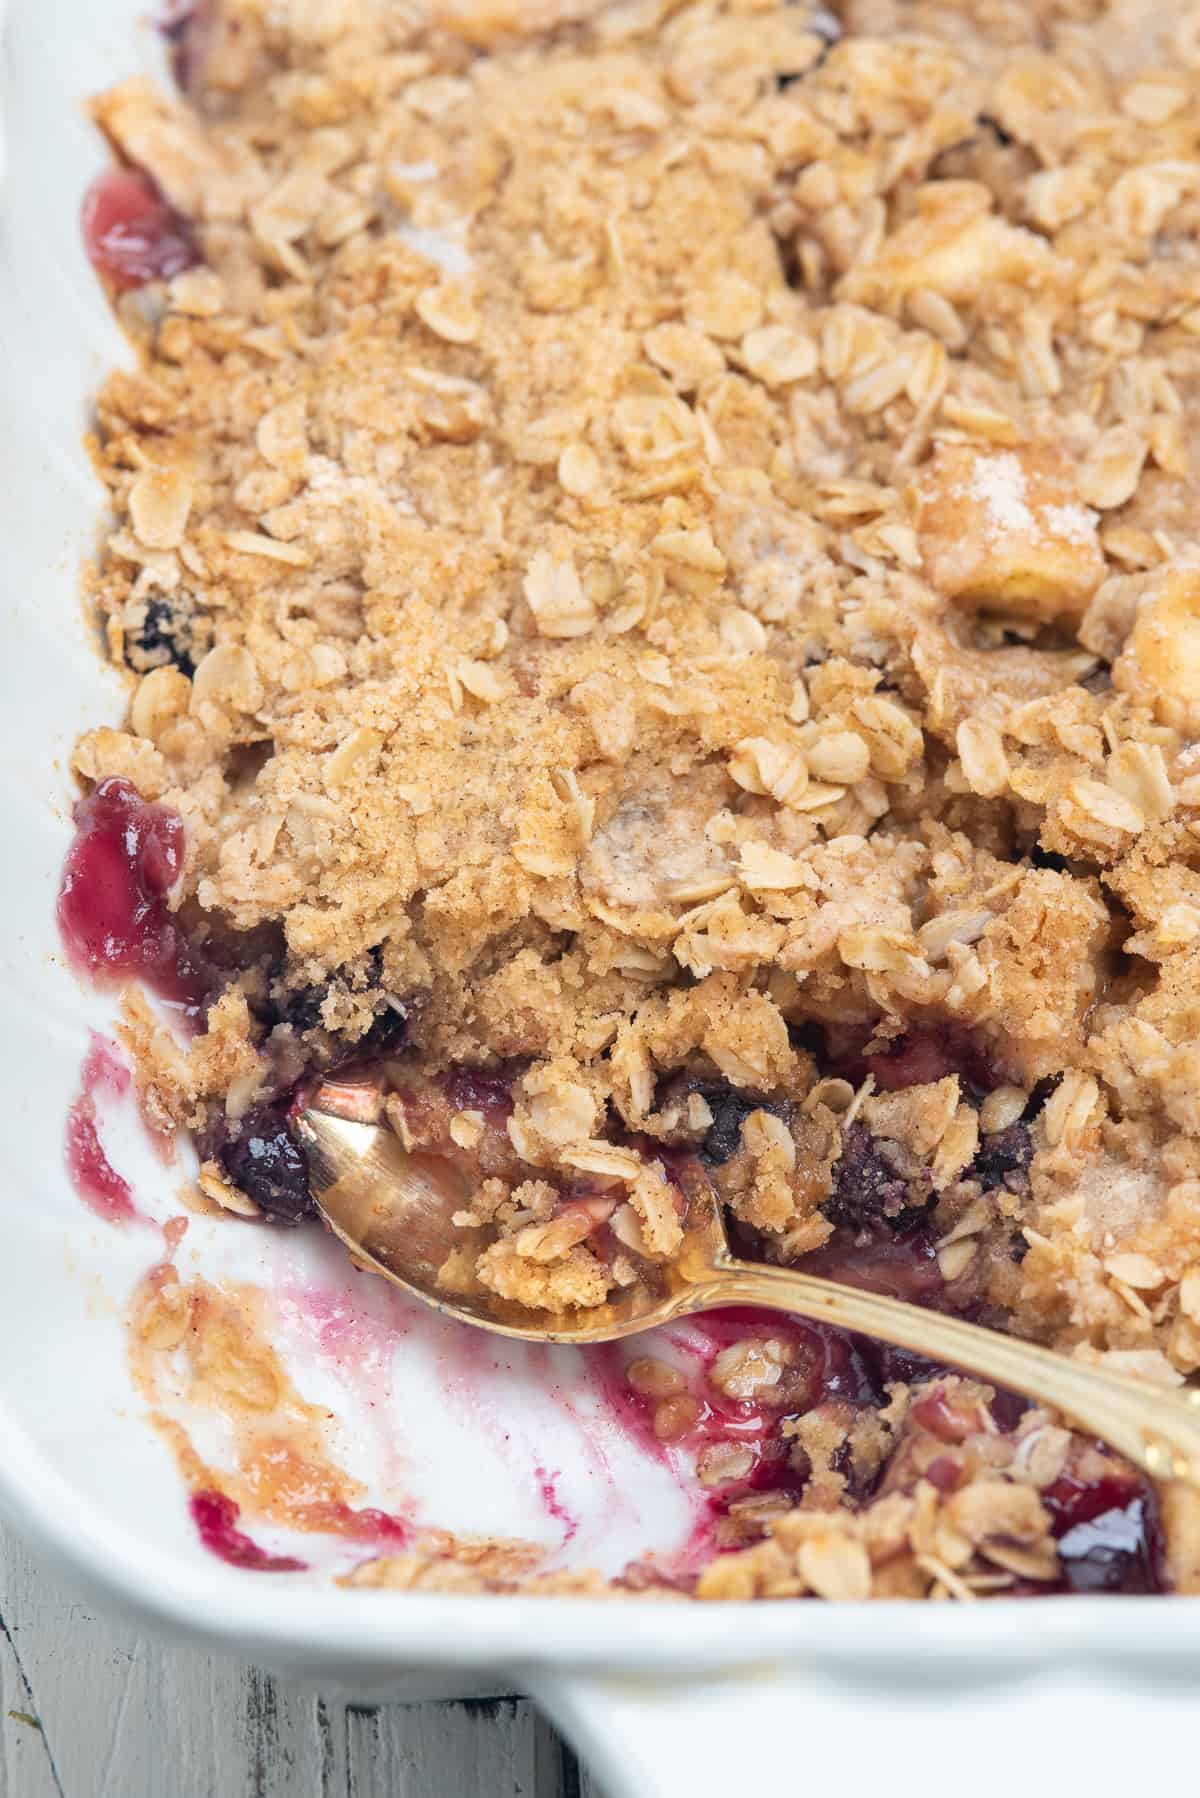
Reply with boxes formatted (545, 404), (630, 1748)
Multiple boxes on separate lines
(296, 1102), (1200, 1489)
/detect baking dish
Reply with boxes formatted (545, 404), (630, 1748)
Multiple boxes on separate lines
(3, 3), (1200, 1792)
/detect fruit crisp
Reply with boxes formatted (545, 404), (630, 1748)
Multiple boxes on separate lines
(64, 0), (1200, 1597)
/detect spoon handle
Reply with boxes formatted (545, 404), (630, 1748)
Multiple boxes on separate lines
(695, 1259), (1200, 1488)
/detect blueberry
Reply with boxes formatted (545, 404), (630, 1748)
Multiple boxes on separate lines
(848, 1338), (944, 1408)
(258, 958), (407, 1055)
(126, 595), (199, 676)
(821, 1123), (915, 1232)
(1057, 1497), (1158, 1594)
(1039, 1469), (1163, 1594)
(217, 1104), (314, 1222)
(972, 1121), (1033, 1192)
(446, 1067), (513, 1117)
(693, 1085), (777, 1166)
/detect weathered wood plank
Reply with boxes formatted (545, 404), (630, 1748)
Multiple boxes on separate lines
(0, 1604), (63, 1798)
(328, 1696), (567, 1798)
(0, 1525), (603, 1798)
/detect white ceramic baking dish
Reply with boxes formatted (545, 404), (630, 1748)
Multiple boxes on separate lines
(2, 5), (1199, 1793)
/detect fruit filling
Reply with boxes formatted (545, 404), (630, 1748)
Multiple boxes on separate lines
(63, 0), (1200, 1597)
(58, 777), (208, 1014)
(83, 167), (199, 292)
(617, 1320), (1164, 1597)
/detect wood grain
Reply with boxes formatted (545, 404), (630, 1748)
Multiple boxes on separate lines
(0, 1527), (604, 1798)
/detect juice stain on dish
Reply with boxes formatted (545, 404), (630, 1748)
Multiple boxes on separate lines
(532, 1466), (578, 1546)
(189, 1489), (307, 1573)
(279, 1276), (617, 1552)
(280, 1273), (674, 1559)
(277, 1270), (417, 1503)
(130, 1267), (414, 1569)
(57, 781), (212, 1221)
(433, 1320), (646, 1543)
(65, 1033), (138, 1222)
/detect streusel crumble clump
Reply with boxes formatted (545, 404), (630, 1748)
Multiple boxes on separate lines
(70, 0), (1200, 1593)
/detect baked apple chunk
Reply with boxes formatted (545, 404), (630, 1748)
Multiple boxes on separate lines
(916, 444), (1105, 623)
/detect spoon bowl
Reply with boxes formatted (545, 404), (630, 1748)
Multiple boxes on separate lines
(295, 1106), (730, 1343)
(297, 1099), (1200, 1489)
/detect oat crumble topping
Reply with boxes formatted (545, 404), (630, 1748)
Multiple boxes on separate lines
(70, 0), (1200, 1595)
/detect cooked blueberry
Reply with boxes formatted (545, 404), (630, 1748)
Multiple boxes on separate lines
(802, 1218), (942, 1300)
(972, 1121), (1033, 1192)
(864, 1025), (999, 1098)
(1057, 1498), (1156, 1593)
(217, 1105), (313, 1222)
(1057, 1503), (1151, 1589)
(1038, 1468), (1163, 1595)
(259, 962), (406, 1054)
(694, 1085), (779, 1166)
(821, 1123), (914, 1232)
(865, 1342), (945, 1392)
(989, 1387), (1031, 1433)
(126, 595), (199, 676)
(795, 1017), (1000, 1098)
(446, 1067), (514, 1118)
(83, 167), (200, 291)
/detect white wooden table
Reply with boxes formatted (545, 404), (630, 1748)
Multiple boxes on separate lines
(0, 1527), (602, 1797)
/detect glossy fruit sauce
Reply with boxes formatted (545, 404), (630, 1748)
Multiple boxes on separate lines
(189, 1490), (309, 1573)
(58, 777), (209, 1017)
(82, 167), (199, 291)
(613, 1309), (1165, 1595)
(65, 1033), (138, 1223)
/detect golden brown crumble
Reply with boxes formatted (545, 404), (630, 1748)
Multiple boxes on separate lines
(75, 0), (1200, 1593)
